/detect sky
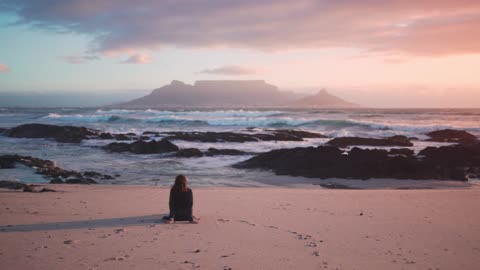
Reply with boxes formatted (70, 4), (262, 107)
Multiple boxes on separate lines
(0, 0), (480, 107)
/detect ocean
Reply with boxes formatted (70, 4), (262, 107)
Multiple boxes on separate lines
(1, 108), (479, 187)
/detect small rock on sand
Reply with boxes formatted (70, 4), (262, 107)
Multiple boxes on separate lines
(114, 228), (126, 233)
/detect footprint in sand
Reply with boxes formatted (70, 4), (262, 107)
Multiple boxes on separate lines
(183, 260), (200, 268)
(104, 255), (130, 261)
(237, 220), (256, 226)
(220, 253), (235, 258)
(217, 218), (230, 223)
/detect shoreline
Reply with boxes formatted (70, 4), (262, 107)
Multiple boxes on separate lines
(1, 184), (480, 269)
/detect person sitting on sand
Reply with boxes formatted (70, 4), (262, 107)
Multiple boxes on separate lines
(166, 175), (198, 224)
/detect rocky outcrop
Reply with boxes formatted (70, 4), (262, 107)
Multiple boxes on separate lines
(326, 135), (413, 147)
(388, 148), (414, 156)
(425, 129), (477, 143)
(267, 129), (327, 139)
(164, 130), (326, 143)
(0, 155), (111, 184)
(235, 143), (480, 181)
(205, 148), (249, 156)
(5, 124), (98, 143)
(99, 132), (114, 139)
(418, 143), (480, 167)
(114, 134), (131, 141)
(0, 180), (27, 190)
(176, 148), (204, 158)
(164, 132), (259, 143)
(103, 139), (179, 154)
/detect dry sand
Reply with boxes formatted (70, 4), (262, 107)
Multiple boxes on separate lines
(1, 184), (480, 270)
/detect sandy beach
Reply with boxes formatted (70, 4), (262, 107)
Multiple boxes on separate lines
(1, 184), (479, 270)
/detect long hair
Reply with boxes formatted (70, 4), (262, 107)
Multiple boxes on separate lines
(172, 175), (188, 192)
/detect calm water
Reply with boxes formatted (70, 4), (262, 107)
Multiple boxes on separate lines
(1, 108), (479, 186)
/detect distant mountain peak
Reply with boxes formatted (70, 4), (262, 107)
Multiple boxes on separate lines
(317, 88), (328, 95)
(287, 88), (358, 108)
(170, 80), (186, 86)
(116, 80), (359, 108)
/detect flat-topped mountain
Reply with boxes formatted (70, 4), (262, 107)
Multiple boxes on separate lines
(117, 80), (358, 108)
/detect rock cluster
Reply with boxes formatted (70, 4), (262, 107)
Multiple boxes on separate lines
(0, 155), (114, 184)
(103, 139), (179, 154)
(163, 130), (326, 143)
(5, 124), (98, 143)
(326, 135), (413, 147)
(425, 129), (478, 143)
(235, 143), (480, 181)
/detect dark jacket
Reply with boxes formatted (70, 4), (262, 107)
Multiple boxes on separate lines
(169, 188), (193, 221)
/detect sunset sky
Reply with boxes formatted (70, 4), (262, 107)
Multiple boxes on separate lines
(0, 0), (479, 107)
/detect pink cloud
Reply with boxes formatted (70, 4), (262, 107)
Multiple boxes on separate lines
(121, 53), (152, 64)
(0, 64), (10, 73)
(4, 1), (480, 56)
(198, 65), (256, 75)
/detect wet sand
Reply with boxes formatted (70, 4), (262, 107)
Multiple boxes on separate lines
(1, 184), (480, 270)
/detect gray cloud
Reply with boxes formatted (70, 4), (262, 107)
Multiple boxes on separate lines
(62, 55), (99, 64)
(2, 0), (480, 56)
(198, 65), (256, 75)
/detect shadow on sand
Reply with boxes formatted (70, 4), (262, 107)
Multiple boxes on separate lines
(0, 214), (169, 233)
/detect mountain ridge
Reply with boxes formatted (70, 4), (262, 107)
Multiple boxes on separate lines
(116, 80), (358, 108)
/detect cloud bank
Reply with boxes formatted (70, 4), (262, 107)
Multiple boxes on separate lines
(121, 53), (152, 64)
(2, 0), (480, 57)
(0, 64), (10, 73)
(199, 65), (256, 75)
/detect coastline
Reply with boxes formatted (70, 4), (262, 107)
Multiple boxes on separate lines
(1, 184), (479, 270)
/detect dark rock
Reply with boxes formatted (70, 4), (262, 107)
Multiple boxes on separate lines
(99, 133), (114, 139)
(129, 139), (179, 154)
(426, 129), (477, 143)
(142, 131), (160, 135)
(235, 143), (480, 181)
(114, 134), (131, 141)
(83, 171), (103, 178)
(326, 135), (413, 147)
(164, 131), (258, 143)
(418, 143), (480, 168)
(103, 139), (179, 154)
(0, 180), (27, 190)
(176, 148), (204, 158)
(39, 188), (56, 192)
(0, 155), (17, 169)
(65, 178), (98, 184)
(0, 155), (101, 184)
(50, 178), (64, 184)
(0, 127), (8, 135)
(268, 129), (328, 138)
(316, 183), (361, 189)
(389, 148), (414, 156)
(23, 185), (35, 192)
(126, 133), (136, 136)
(205, 148), (248, 156)
(163, 130), (323, 143)
(6, 124), (97, 143)
(103, 142), (131, 152)
(103, 174), (114, 180)
(138, 136), (150, 140)
(252, 133), (303, 141)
